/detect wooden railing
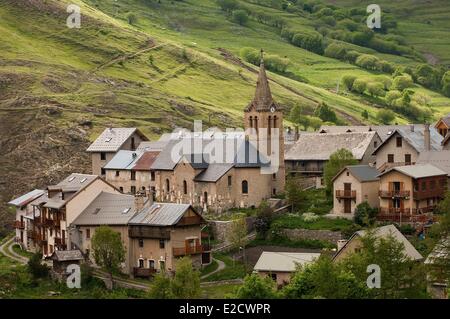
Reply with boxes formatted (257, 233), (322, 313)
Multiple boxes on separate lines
(377, 207), (436, 223)
(173, 243), (210, 257)
(413, 189), (446, 200)
(335, 190), (356, 199)
(133, 267), (156, 278)
(378, 190), (410, 198)
(13, 221), (25, 229)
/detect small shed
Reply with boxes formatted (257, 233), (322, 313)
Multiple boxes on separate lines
(51, 250), (84, 281)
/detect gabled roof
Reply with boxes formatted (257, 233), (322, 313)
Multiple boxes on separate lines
(425, 236), (450, 265)
(86, 128), (148, 152)
(285, 132), (377, 161)
(51, 250), (84, 262)
(71, 191), (138, 226)
(378, 163), (447, 179)
(332, 165), (379, 183)
(194, 163), (234, 182)
(103, 150), (142, 170)
(254, 252), (321, 272)
(435, 114), (450, 128)
(128, 202), (200, 226)
(8, 189), (45, 207)
(372, 125), (443, 155)
(132, 151), (160, 171)
(333, 224), (423, 261)
(136, 140), (169, 152)
(417, 150), (450, 176)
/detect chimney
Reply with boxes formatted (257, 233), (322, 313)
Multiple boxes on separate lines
(337, 239), (348, 251)
(424, 123), (431, 151)
(294, 126), (299, 141)
(134, 193), (145, 212)
(410, 124), (414, 132)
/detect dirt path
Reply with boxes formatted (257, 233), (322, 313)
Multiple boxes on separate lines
(200, 258), (225, 280)
(0, 236), (29, 264)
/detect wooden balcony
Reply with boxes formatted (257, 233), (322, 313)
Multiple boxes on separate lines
(413, 189), (446, 200)
(13, 220), (25, 229)
(133, 267), (156, 278)
(377, 207), (435, 223)
(379, 190), (410, 198)
(335, 190), (356, 199)
(173, 243), (210, 257)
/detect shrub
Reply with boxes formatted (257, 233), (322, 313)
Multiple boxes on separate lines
(217, 0), (239, 12)
(314, 102), (337, 123)
(235, 274), (278, 299)
(376, 109), (395, 124)
(375, 75), (393, 90)
(352, 78), (367, 94)
(290, 31), (324, 54)
(28, 252), (49, 279)
(385, 90), (402, 106)
(126, 13), (138, 25)
(344, 50), (361, 63)
(355, 54), (379, 71)
(232, 9), (249, 25)
(367, 82), (385, 97)
(441, 71), (450, 97)
(354, 202), (377, 226)
(342, 75), (357, 91)
(324, 42), (348, 60)
(361, 109), (369, 119)
(393, 75), (414, 91)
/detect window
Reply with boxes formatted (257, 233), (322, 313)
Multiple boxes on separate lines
(272, 173), (276, 180)
(138, 259), (144, 268)
(228, 176), (232, 187)
(270, 273), (277, 281)
(242, 180), (248, 194)
(204, 192), (208, 204)
(142, 186), (146, 191)
(159, 240), (165, 249)
(430, 180), (436, 190)
(115, 170), (120, 177)
(100, 152), (106, 160)
(86, 229), (90, 239)
(165, 179), (170, 192)
(396, 137), (402, 147)
(149, 260), (155, 269)
(387, 154), (394, 163)
(101, 168), (106, 175)
(249, 116), (253, 128)
(119, 187), (123, 193)
(405, 154), (411, 164)
(421, 181), (427, 191)
(183, 180), (187, 195)
(131, 186), (136, 194)
(273, 188), (276, 196)
(374, 141), (378, 148)
(138, 239), (144, 248)
(151, 171), (155, 181)
(131, 171), (136, 181)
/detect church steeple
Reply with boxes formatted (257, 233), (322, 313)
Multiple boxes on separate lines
(245, 49), (278, 112)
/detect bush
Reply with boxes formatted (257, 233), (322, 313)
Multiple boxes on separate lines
(232, 9), (249, 25)
(393, 75), (414, 91)
(314, 102), (337, 123)
(376, 109), (395, 124)
(126, 13), (137, 25)
(441, 71), (450, 97)
(361, 109), (369, 119)
(367, 82), (385, 97)
(289, 30), (324, 55)
(217, 0), (239, 12)
(344, 50), (361, 63)
(352, 78), (367, 94)
(235, 274), (278, 299)
(375, 75), (393, 90)
(342, 75), (357, 91)
(355, 54), (379, 71)
(354, 202), (377, 226)
(324, 42), (348, 60)
(385, 90), (402, 106)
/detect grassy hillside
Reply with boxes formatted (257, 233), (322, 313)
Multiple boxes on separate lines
(0, 0), (449, 236)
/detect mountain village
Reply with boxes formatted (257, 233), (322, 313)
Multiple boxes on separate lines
(5, 57), (450, 299)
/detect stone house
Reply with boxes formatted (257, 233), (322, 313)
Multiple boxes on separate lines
(372, 124), (443, 171)
(333, 224), (422, 263)
(331, 165), (379, 217)
(254, 251), (320, 287)
(377, 164), (448, 222)
(27, 173), (119, 258)
(9, 189), (46, 251)
(285, 131), (381, 187)
(51, 250), (84, 282)
(86, 127), (149, 176)
(70, 191), (210, 278)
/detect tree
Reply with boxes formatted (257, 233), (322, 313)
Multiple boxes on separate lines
(367, 82), (385, 97)
(236, 274), (278, 299)
(353, 201), (377, 226)
(148, 271), (174, 299)
(323, 149), (358, 198)
(170, 257), (201, 298)
(285, 177), (307, 211)
(352, 78), (367, 94)
(254, 201), (274, 239)
(314, 102), (337, 123)
(376, 109), (395, 124)
(393, 75), (413, 91)
(228, 217), (249, 263)
(361, 109), (369, 120)
(91, 226), (126, 289)
(385, 90), (402, 106)
(127, 13), (138, 25)
(342, 75), (357, 91)
(355, 54), (379, 71)
(28, 252), (49, 279)
(217, 0), (239, 13)
(442, 71), (450, 97)
(232, 9), (249, 26)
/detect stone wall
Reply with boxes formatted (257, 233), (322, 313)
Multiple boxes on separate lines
(209, 217), (256, 242)
(280, 228), (342, 245)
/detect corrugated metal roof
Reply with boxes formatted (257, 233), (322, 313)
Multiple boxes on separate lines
(347, 165), (379, 182)
(129, 202), (191, 226)
(132, 151), (160, 171)
(355, 225), (423, 260)
(103, 150), (142, 170)
(8, 189), (45, 207)
(285, 132), (377, 161)
(417, 150), (450, 176)
(381, 163), (447, 179)
(86, 128), (146, 152)
(71, 192), (137, 226)
(254, 252), (320, 272)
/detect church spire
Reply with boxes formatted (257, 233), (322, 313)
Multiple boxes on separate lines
(245, 49), (277, 112)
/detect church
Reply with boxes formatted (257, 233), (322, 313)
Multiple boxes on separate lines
(91, 53), (286, 213)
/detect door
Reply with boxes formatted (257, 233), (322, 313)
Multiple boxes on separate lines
(344, 199), (351, 214)
(344, 183), (351, 197)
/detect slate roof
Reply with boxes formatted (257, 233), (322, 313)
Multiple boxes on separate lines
(8, 189), (45, 207)
(285, 132), (377, 161)
(417, 150), (450, 176)
(333, 165), (379, 183)
(71, 192), (138, 226)
(52, 250), (84, 262)
(103, 150), (142, 170)
(254, 252), (321, 272)
(86, 128), (148, 152)
(379, 164), (448, 179)
(128, 202), (194, 226)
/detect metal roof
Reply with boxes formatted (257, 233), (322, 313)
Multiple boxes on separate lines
(136, 140), (169, 152)
(71, 192), (138, 226)
(132, 151), (160, 171)
(254, 252), (321, 272)
(51, 173), (97, 191)
(103, 150), (143, 170)
(194, 163), (234, 182)
(417, 150), (450, 176)
(380, 163), (448, 179)
(347, 165), (379, 182)
(285, 132), (377, 161)
(129, 202), (192, 226)
(86, 128), (147, 152)
(8, 189), (45, 207)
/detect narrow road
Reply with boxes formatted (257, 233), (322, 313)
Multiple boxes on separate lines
(0, 236), (29, 264)
(200, 258), (225, 280)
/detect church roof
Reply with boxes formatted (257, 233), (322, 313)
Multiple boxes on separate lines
(245, 51), (279, 112)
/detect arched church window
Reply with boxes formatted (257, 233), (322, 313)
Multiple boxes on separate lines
(242, 180), (248, 194)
